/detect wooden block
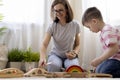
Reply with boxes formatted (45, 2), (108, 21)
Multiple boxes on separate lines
(44, 72), (70, 78)
(66, 65), (84, 72)
(87, 73), (112, 78)
(70, 72), (87, 78)
(24, 68), (47, 77)
(44, 72), (88, 78)
(0, 68), (24, 78)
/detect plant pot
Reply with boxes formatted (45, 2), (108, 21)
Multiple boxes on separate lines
(0, 60), (7, 69)
(9, 62), (22, 70)
(24, 62), (38, 72)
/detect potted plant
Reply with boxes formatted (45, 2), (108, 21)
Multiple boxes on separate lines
(23, 47), (39, 72)
(8, 48), (23, 69)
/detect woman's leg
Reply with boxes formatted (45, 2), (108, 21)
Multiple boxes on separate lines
(47, 54), (62, 72)
(96, 59), (120, 78)
(64, 58), (80, 69)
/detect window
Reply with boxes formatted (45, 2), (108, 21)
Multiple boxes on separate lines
(0, 0), (45, 24)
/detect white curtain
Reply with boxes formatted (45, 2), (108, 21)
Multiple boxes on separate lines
(82, 0), (120, 70)
(0, 0), (47, 52)
(0, 22), (44, 52)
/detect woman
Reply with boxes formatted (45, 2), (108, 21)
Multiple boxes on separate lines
(39, 0), (81, 72)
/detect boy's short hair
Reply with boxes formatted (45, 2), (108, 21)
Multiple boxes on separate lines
(82, 7), (103, 25)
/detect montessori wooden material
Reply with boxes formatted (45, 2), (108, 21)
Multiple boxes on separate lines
(24, 66), (112, 78)
(0, 68), (24, 78)
(87, 73), (112, 78)
(24, 68), (47, 77)
(66, 65), (84, 72)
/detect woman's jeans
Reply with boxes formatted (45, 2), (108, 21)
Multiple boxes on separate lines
(96, 59), (120, 78)
(47, 54), (80, 72)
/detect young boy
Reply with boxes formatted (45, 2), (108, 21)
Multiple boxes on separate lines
(82, 7), (120, 78)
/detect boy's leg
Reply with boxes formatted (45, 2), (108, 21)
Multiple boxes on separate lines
(96, 59), (120, 78)
(47, 54), (62, 72)
(64, 58), (80, 69)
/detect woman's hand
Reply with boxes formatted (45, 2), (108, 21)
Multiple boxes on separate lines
(39, 58), (47, 68)
(66, 51), (77, 60)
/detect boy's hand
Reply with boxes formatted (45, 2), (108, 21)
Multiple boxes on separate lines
(91, 58), (102, 67)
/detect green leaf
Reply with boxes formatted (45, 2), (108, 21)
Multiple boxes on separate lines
(23, 47), (40, 62)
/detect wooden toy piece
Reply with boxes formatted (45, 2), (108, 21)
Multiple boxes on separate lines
(0, 68), (24, 78)
(44, 72), (71, 78)
(66, 65), (84, 72)
(69, 72), (87, 78)
(24, 68), (48, 77)
(87, 73), (112, 78)
(44, 72), (89, 78)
